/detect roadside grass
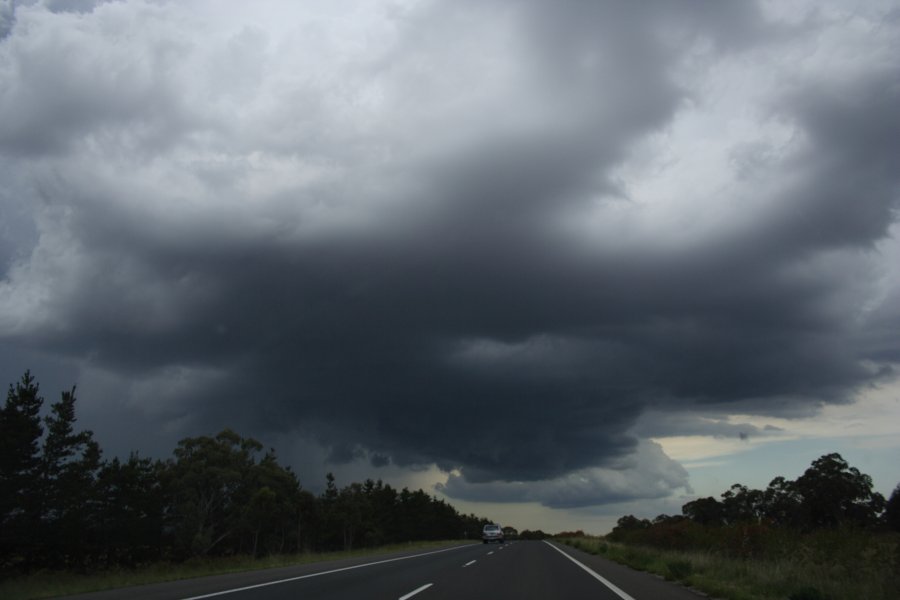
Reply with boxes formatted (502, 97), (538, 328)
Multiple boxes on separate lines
(0, 540), (476, 600)
(560, 531), (900, 600)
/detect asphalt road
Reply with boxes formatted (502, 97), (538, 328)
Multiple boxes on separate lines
(67, 541), (706, 600)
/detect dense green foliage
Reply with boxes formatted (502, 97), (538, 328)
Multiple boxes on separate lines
(0, 372), (491, 574)
(611, 452), (891, 549)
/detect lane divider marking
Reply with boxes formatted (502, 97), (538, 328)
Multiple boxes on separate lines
(487, 551), (494, 555)
(399, 583), (433, 600)
(463, 560), (476, 567)
(182, 545), (472, 599)
(543, 541), (636, 600)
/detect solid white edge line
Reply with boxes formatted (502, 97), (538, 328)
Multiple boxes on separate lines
(543, 541), (637, 600)
(398, 583), (433, 600)
(182, 545), (470, 599)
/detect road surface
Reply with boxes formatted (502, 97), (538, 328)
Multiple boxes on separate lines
(67, 541), (706, 599)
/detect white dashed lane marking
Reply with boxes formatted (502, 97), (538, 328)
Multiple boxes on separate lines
(398, 583), (433, 600)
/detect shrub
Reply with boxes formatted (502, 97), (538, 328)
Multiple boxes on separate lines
(665, 559), (693, 580)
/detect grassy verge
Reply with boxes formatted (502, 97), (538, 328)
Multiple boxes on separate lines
(0, 540), (476, 600)
(560, 533), (899, 600)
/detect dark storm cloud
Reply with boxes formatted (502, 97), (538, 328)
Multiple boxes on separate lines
(1, 0), (899, 506)
(758, 68), (900, 255)
(632, 410), (782, 440)
(436, 440), (691, 509)
(43, 0), (107, 14)
(0, 1), (13, 41)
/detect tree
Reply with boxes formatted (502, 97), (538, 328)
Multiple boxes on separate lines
(165, 429), (263, 558)
(652, 514), (686, 526)
(295, 487), (318, 552)
(615, 514), (651, 530)
(795, 453), (885, 529)
(238, 449), (303, 555)
(336, 482), (366, 551)
(720, 484), (765, 524)
(40, 386), (103, 568)
(762, 476), (802, 527)
(682, 496), (725, 526)
(95, 454), (166, 566)
(365, 479), (399, 546)
(0, 371), (45, 567)
(0, 373), (499, 570)
(317, 472), (344, 550)
(608, 514), (651, 541)
(519, 529), (548, 540)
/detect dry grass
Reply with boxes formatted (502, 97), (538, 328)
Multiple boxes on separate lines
(561, 531), (899, 600)
(0, 540), (476, 599)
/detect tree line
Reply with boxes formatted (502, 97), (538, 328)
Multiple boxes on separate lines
(0, 372), (493, 573)
(608, 451), (900, 553)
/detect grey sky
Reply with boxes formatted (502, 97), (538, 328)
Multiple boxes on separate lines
(1, 0), (899, 522)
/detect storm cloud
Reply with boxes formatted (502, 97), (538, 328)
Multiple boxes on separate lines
(1, 0), (899, 508)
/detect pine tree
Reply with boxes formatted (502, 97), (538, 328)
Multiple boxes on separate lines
(41, 387), (103, 568)
(0, 371), (45, 567)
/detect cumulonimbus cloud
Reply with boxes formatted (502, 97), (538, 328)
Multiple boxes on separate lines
(1, 0), (898, 506)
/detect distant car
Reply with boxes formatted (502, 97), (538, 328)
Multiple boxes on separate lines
(482, 523), (504, 544)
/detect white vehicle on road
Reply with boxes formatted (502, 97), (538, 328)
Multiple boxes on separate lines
(482, 523), (504, 544)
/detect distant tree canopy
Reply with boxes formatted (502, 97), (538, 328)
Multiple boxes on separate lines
(0, 372), (493, 573)
(611, 451), (892, 546)
(518, 529), (550, 540)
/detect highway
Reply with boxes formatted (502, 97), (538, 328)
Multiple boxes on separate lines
(68, 541), (706, 600)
